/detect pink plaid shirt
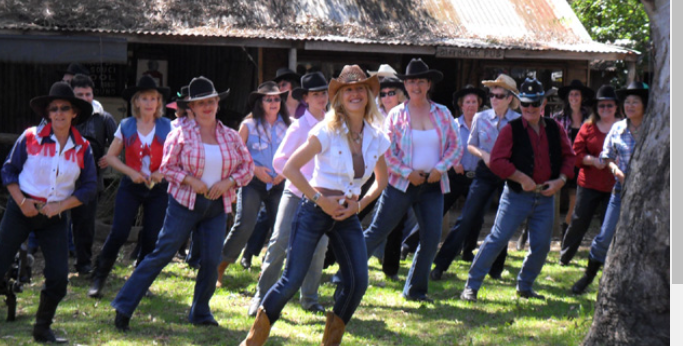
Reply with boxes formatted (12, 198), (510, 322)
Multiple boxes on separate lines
(384, 100), (463, 193)
(161, 120), (254, 214)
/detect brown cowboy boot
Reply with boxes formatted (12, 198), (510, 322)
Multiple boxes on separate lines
(240, 307), (271, 346)
(216, 260), (230, 288)
(320, 311), (345, 346)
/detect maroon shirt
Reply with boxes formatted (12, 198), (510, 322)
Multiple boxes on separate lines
(573, 122), (615, 192)
(490, 117), (576, 184)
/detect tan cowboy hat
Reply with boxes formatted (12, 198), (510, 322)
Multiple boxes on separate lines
(367, 64), (399, 78)
(482, 74), (519, 109)
(328, 65), (380, 101)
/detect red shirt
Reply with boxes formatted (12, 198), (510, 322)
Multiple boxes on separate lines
(573, 122), (615, 193)
(490, 117), (576, 184)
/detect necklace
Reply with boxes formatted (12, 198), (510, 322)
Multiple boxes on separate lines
(350, 131), (363, 144)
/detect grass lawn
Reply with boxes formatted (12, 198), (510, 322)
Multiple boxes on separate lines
(0, 246), (598, 345)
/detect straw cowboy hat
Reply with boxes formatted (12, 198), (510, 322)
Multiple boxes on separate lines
(367, 64), (399, 78)
(291, 71), (329, 101)
(328, 65), (380, 101)
(396, 58), (443, 83)
(122, 75), (171, 102)
(177, 76), (230, 109)
(482, 74), (519, 109)
(30, 81), (93, 125)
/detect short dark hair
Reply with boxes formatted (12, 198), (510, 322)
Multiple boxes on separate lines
(70, 73), (95, 90)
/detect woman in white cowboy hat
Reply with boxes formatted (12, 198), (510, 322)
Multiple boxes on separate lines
(88, 75), (171, 299)
(110, 76), (254, 330)
(553, 80), (595, 234)
(240, 65), (390, 346)
(216, 81), (292, 287)
(247, 71), (331, 317)
(570, 81), (648, 295)
(362, 58), (462, 302)
(0, 82), (97, 343)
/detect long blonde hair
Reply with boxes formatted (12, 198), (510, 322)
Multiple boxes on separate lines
(131, 90), (164, 119)
(327, 85), (383, 139)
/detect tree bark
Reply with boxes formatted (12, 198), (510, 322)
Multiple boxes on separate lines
(582, 0), (670, 345)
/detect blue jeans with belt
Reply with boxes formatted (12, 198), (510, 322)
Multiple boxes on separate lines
(221, 179), (283, 263)
(99, 176), (168, 263)
(112, 195), (227, 324)
(465, 185), (554, 292)
(261, 198), (368, 325)
(589, 189), (622, 263)
(253, 191), (328, 309)
(0, 197), (69, 302)
(364, 182), (444, 299)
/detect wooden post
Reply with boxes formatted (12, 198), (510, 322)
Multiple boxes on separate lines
(288, 48), (297, 71)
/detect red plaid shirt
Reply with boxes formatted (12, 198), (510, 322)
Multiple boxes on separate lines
(161, 120), (254, 214)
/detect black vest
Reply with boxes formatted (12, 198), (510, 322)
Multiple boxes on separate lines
(507, 117), (562, 193)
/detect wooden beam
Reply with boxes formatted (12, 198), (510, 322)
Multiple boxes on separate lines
(304, 41), (435, 55)
(504, 49), (638, 62)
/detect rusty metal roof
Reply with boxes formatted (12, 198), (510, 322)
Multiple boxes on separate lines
(0, 0), (635, 56)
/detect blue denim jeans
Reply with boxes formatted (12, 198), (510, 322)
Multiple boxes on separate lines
(0, 197), (69, 302)
(589, 189), (622, 263)
(243, 203), (271, 259)
(261, 198), (367, 325)
(252, 191), (328, 309)
(111, 195), (227, 323)
(465, 185), (554, 292)
(221, 179), (283, 263)
(99, 176), (168, 263)
(364, 183), (444, 299)
(433, 168), (500, 272)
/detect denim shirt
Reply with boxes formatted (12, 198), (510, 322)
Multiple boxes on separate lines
(600, 119), (636, 191)
(455, 115), (478, 172)
(242, 115), (288, 188)
(468, 108), (520, 154)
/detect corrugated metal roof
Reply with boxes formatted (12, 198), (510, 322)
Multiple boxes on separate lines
(0, 0), (635, 56)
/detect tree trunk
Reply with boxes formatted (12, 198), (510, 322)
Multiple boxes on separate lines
(582, 0), (670, 345)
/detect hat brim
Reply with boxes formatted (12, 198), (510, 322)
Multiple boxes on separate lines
(246, 90), (289, 110)
(177, 90), (230, 109)
(453, 88), (487, 104)
(379, 80), (405, 90)
(122, 86), (171, 102)
(395, 71), (443, 83)
(328, 74), (380, 102)
(272, 73), (301, 83)
(514, 93), (546, 104)
(616, 89), (649, 101)
(558, 85), (595, 101)
(482, 80), (519, 94)
(29, 95), (93, 126)
(291, 86), (328, 101)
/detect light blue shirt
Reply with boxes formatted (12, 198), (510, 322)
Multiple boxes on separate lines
(455, 115), (478, 172)
(468, 108), (520, 154)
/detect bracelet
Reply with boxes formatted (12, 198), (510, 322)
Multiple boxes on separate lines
(559, 174), (567, 184)
(228, 176), (236, 186)
(312, 192), (322, 203)
(20, 197), (26, 206)
(357, 200), (362, 214)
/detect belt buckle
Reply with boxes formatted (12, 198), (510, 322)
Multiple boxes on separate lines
(534, 185), (545, 193)
(465, 171), (476, 179)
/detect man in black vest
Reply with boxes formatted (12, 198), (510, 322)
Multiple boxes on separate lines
(460, 78), (575, 301)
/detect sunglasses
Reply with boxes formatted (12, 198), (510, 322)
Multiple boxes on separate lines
(520, 101), (542, 108)
(597, 104), (616, 109)
(379, 91), (397, 98)
(489, 93), (508, 100)
(48, 105), (72, 113)
(263, 98), (281, 103)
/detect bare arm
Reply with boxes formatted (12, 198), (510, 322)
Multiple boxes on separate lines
(468, 144), (490, 166)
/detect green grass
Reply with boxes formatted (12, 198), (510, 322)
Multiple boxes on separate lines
(0, 248), (597, 345)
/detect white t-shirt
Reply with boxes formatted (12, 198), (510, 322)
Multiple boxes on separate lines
(411, 129), (440, 172)
(114, 125), (155, 176)
(200, 144), (223, 188)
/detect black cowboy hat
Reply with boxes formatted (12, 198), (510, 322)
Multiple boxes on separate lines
(272, 68), (301, 83)
(515, 78), (547, 103)
(595, 85), (619, 101)
(616, 81), (649, 106)
(59, 63), (90, 78)
(177, 77), (230, 109)
(396, 58), (443, 83)
(30, 81), (93, 125)
(247, 81), (289, 110)
(122, 75), (171, 102)
(452, 84), (487, 108)
(379, 76), (405, 90)
(291, 72), (329, 101)
(558, 80), (595, 101)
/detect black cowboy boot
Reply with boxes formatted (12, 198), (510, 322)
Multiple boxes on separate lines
(571, 258), (602, 294)
(88, 256), (116, 298)
(33, 291), (68, 344)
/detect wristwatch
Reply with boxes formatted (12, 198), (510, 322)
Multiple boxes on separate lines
(559, 174), (567, 184)
(312, 192), (322, 203)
